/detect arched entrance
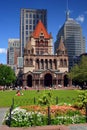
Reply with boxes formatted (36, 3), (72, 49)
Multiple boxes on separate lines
(44, 73), (52, 87)
(27, 75), (32, 87)
(64, 75), (69, 87)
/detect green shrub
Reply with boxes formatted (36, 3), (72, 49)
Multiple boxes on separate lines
(73, 90), (87, 109)
(38, 92), (52, 106)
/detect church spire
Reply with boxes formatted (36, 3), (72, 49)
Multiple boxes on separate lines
(66, 10), (70, 21)
(57, 36), (67, 56)
(66, 0), (70, 20)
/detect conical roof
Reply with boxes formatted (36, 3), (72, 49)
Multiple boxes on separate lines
(58, 36), (66, 51)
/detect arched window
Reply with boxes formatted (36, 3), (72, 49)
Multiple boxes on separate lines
(64, 59), (67, 67)
(54, 59), (57, 69)
(36, 59), (39, 69)
(49, 59), (52, 69)
(45, 59), (48, 69)
(29, 59), (33, 65)
(41, 59), (44, 69)
(60, 59), (63, 67)
(26, 59), (28, 65)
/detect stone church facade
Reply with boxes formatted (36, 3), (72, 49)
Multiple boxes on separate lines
(23, 20), (70, 88)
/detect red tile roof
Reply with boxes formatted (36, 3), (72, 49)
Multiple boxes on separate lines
(31, 20), (52, 39)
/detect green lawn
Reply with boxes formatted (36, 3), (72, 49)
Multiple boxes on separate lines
(0, 89), (80, 108)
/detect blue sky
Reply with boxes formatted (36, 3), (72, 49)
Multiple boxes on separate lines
(0, 0), (87, 64)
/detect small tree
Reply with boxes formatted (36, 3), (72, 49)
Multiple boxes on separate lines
(0, 64), (16, 87)
(68, 56), (87, 88)
(73, 90), (87, 109)
(38, 92), (52, 106)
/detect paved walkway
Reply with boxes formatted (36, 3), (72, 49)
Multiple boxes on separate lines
(0, 108), (9, 126)
(0, 125), (69, 130)
(0, 124), (87, 130)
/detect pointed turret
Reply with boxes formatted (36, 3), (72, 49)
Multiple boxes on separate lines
(57, 36), (67, 55)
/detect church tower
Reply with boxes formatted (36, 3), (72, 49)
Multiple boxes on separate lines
(23, 21), (69, 88)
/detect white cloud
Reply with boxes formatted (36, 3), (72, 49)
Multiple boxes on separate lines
(76, 15), (84, 23)
(0, 48), (7, 54)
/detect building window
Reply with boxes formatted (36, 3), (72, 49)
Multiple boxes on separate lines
(29, 13), (32, 18)
(26, 37), (29, 42)
(33, 20), (35, 24)
(26, 59), (28, 65)
(64, 59), (67, 67)
(37, 14), (39, 18)
(49, 60), (52, 69)
(26, 31), (28, 35)
(37, 20), (39, 24)
(26, 25), (28, 30)
(26, 19), (28, 24)
(26, 13), (28, 18)
(33, 14), (35, 18)
(29, 59), (33, 65)
(41, 59), (44, 69)
(29, 25), (32, 30)
(45, 60), (48, 69)
(33, 25), (35, 30)
(60, 59), (63, 67)
(29, 19), (32, 24)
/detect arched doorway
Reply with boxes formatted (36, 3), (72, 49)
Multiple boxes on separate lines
(44, 73), (52, 87)
(27, 75), (32, 87)
(64, 75), (69, 87)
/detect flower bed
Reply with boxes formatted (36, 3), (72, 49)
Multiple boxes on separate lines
(4, 104), (86, 127)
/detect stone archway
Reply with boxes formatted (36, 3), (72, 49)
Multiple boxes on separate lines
(44, 73), (52, 87)
(64, 74), (69, 87)
(27, 75), (32, 87)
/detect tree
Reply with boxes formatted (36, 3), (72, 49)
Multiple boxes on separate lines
(0, 64), (16, 87)
(68, 56), (87, 88)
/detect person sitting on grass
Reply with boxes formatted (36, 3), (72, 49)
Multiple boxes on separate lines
(16, 90), (23, 96)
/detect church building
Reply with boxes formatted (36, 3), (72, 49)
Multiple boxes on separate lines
(23, 20), (69, 88)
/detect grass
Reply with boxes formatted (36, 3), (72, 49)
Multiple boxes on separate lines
(0, 89), (80, 108)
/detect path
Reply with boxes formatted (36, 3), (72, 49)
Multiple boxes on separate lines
(0, 108), (9, 126)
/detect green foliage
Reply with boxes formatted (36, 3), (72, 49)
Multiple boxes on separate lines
(68, 56), (87, 84)
(0, 64), (16, 86)
(38, 91), (52, 106)
(73, 90), (87, 109)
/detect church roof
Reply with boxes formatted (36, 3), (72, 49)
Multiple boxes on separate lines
(31, 20), (52, 39)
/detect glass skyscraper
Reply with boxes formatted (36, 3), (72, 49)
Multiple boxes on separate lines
(54, 11), (86, 69)
(20, 8), (47, 57)
(7, 39), (20, 73)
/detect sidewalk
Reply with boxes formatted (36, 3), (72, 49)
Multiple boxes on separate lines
(0, 124), (87, 130)
(0, 125), (70, 130)
(0, 108), (9, 126)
